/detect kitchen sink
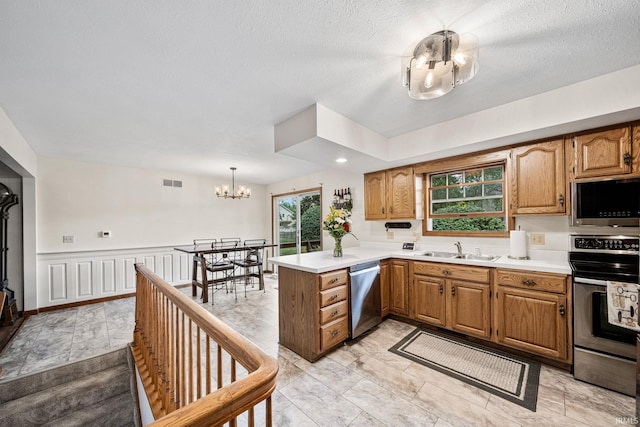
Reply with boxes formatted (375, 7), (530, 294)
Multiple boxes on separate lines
(458, 254), (500, 262)
(416, 251), (500, 262)
(417, 251), (460, 258)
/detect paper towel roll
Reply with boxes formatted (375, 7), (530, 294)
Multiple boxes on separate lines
(509, 230), (528, 259)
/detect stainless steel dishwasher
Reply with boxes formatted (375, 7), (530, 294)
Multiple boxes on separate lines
(348, 261), (381, 339)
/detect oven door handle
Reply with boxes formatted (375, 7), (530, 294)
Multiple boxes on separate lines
(574, 277), (610, 287)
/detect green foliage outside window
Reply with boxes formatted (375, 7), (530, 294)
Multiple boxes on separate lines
(429, 165), (506, 233)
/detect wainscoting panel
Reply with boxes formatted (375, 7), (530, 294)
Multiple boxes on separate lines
(37, 246), (191, 309)
(123, 258), (137, 291)
(48, 263), (67, 302)
(101, 259), (116, 294)
(76, 261), (93, 297)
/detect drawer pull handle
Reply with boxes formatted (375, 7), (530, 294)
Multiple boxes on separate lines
(451, 286), (456, 296)
(331, 329), (340, 337)
(559, 305), (565, 316)
(443, 270), (451, 275)
(329, 294), (339, 301)
(331, 309), (340, 317)
(330, 277), (339, 284)
(522, 279), (537, 286)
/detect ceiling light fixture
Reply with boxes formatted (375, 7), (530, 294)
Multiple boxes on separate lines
(215, 167), (251, 199)
(335, 158), (348, 163)
(402, 30), (479, 100)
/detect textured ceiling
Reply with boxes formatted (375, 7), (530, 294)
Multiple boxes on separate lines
(1, 1), (640, 184)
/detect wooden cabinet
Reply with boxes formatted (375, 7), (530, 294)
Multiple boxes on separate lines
(389, 260), (409, 316)
(511, 139), (567, 215)
(380, 260), (390, 317)
(364, 171), (386, 220)
(278, 267), (349, 361)
(572, 126), (632, 179)
(364, 166), (415, 220)
(494, 269), (570, 361)
(412, 262), (491, 339)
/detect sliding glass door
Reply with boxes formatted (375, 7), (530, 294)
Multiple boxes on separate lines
(273, 189), (322, 256)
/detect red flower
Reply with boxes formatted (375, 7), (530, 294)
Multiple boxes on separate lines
(343, 223), (350, 232)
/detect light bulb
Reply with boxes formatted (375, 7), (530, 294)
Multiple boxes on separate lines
(415, 55), (427, 69)
(425, 71), (434, 88)
(453, 53), (466, 65)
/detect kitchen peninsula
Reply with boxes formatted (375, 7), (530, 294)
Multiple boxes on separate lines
(271, 245), (572, 363)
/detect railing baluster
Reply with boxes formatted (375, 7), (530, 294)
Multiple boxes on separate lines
(206, 337), (211, 395)
(196, 327), (202, 400)
(132, 263), (277, 426)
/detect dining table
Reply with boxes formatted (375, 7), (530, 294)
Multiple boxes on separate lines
(174, 243), (277, 303)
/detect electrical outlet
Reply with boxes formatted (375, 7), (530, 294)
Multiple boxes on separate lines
(387, 231), (394, 239)
(63, 235), (74, 243)
(531, 233), (545, 245)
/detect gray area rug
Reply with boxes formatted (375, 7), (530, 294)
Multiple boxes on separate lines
(389, 328), (540, 411)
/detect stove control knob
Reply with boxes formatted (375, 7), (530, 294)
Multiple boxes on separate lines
(593, 239), (603, 249)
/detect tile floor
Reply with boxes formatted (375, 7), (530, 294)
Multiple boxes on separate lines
(0, 276), (635, 426)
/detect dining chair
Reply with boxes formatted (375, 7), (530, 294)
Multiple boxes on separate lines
(205, 239), (240, 304)
(232, 239), (267, 298)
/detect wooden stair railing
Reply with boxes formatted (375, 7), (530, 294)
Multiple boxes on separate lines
(131, 263), (278, 426)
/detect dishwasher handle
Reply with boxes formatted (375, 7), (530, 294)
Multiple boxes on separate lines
(349, 265), (380, 277)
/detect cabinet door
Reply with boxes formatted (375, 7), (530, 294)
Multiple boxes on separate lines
(574, 127), (632, 178)
(389, 260), (409, 316)
(511, 140), (567, 214)
(387, 167), (415, 219)
(413, 275), (446, 326)
(448, 280), (490, 339)
(380, 261), (390, 317)
(364, 171), (387, 220)
(496, 286), (567, 360)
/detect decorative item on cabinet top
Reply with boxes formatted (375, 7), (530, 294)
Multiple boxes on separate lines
(332, 188), (353, 210)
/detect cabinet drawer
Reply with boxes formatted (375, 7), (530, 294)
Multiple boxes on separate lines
(320, 300), (348, 324)
(320, 317), (348, 352)
(320, 285), (348, 307)
(319, 269), (348, 290)
(413, 261), (490, 283)
(496, 269), (567, 294)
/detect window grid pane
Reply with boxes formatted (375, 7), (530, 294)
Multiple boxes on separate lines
(428, 164), (506, 232)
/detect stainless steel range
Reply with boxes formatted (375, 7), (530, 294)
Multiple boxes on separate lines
(569, 234), (639, 396)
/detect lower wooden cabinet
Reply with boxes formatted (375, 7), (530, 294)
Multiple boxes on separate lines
(389, 260), (409, 316)
(380, 260), (390, 317)
(412, 262), (491, 339)
(278, 266), (349, 362)
(494, 269), (570, 361)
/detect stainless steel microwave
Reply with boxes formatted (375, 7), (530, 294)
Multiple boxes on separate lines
(571, 177), (640, 227)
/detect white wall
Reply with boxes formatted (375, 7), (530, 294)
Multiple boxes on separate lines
(37, 157), (269, 253)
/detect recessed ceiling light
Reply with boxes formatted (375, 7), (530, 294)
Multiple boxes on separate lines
(335, 158), (348, 163)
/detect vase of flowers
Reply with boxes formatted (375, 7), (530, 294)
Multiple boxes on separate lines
(323, 206), (357, 257)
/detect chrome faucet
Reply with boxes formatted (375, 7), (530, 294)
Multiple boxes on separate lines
(454, 241), (462, 256)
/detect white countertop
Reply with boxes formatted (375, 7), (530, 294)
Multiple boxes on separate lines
(270, 246), (572, 275)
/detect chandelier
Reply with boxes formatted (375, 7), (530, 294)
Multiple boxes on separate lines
(215, 167), (251, 199)
(402, 30), (479, 100)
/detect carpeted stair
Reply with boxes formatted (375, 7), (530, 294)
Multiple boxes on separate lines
(0, 347), (139, 426)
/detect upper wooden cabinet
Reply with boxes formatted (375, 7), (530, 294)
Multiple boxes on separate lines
(571, 126), (632, 179)
(510, 139), (567, 215)
(364, 167), (415, 220)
